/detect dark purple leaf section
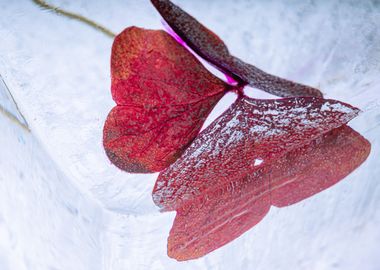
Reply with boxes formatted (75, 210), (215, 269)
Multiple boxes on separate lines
(151, 0), (323, 98)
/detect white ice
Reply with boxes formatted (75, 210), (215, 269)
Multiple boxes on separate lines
(0, 0), (380, 269)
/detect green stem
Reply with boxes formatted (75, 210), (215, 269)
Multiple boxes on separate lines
(32, 0), (116, 38)
(0, 76), (30, 132)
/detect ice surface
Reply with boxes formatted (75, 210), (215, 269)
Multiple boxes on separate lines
(0, 103), (105, 270)
(0, 0), (379, 269)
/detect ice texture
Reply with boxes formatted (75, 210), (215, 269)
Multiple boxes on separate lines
(0, 0), (380, 269)
(0, 102), (105, 270)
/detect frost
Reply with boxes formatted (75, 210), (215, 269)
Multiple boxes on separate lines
(321, 102), (353, 114)
(226, 130), (244, 145)
(250, 125), (269, 134)
(254, 158), (263, 166)
(0, 0), (379, 269)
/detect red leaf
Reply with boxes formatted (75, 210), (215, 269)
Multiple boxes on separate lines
(165, 125), (370, 260)
(151, 0), (323, 98)
(153, 96), (361, 211)
(103, 27), (228, 172)
(152, 96), (369, 260)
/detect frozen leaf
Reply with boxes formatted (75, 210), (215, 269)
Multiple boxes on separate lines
(103, 27), (228, 172)
(153, 96), (360, 211)
(151, 0), (323, 97)
(166, 125), (370, 260)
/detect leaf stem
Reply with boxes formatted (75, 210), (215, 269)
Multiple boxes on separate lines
(0, 75), (30, 132)
(31, 0), (116, 38)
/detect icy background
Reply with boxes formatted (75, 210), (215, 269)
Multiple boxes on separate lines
(0, 0), (379, 269)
